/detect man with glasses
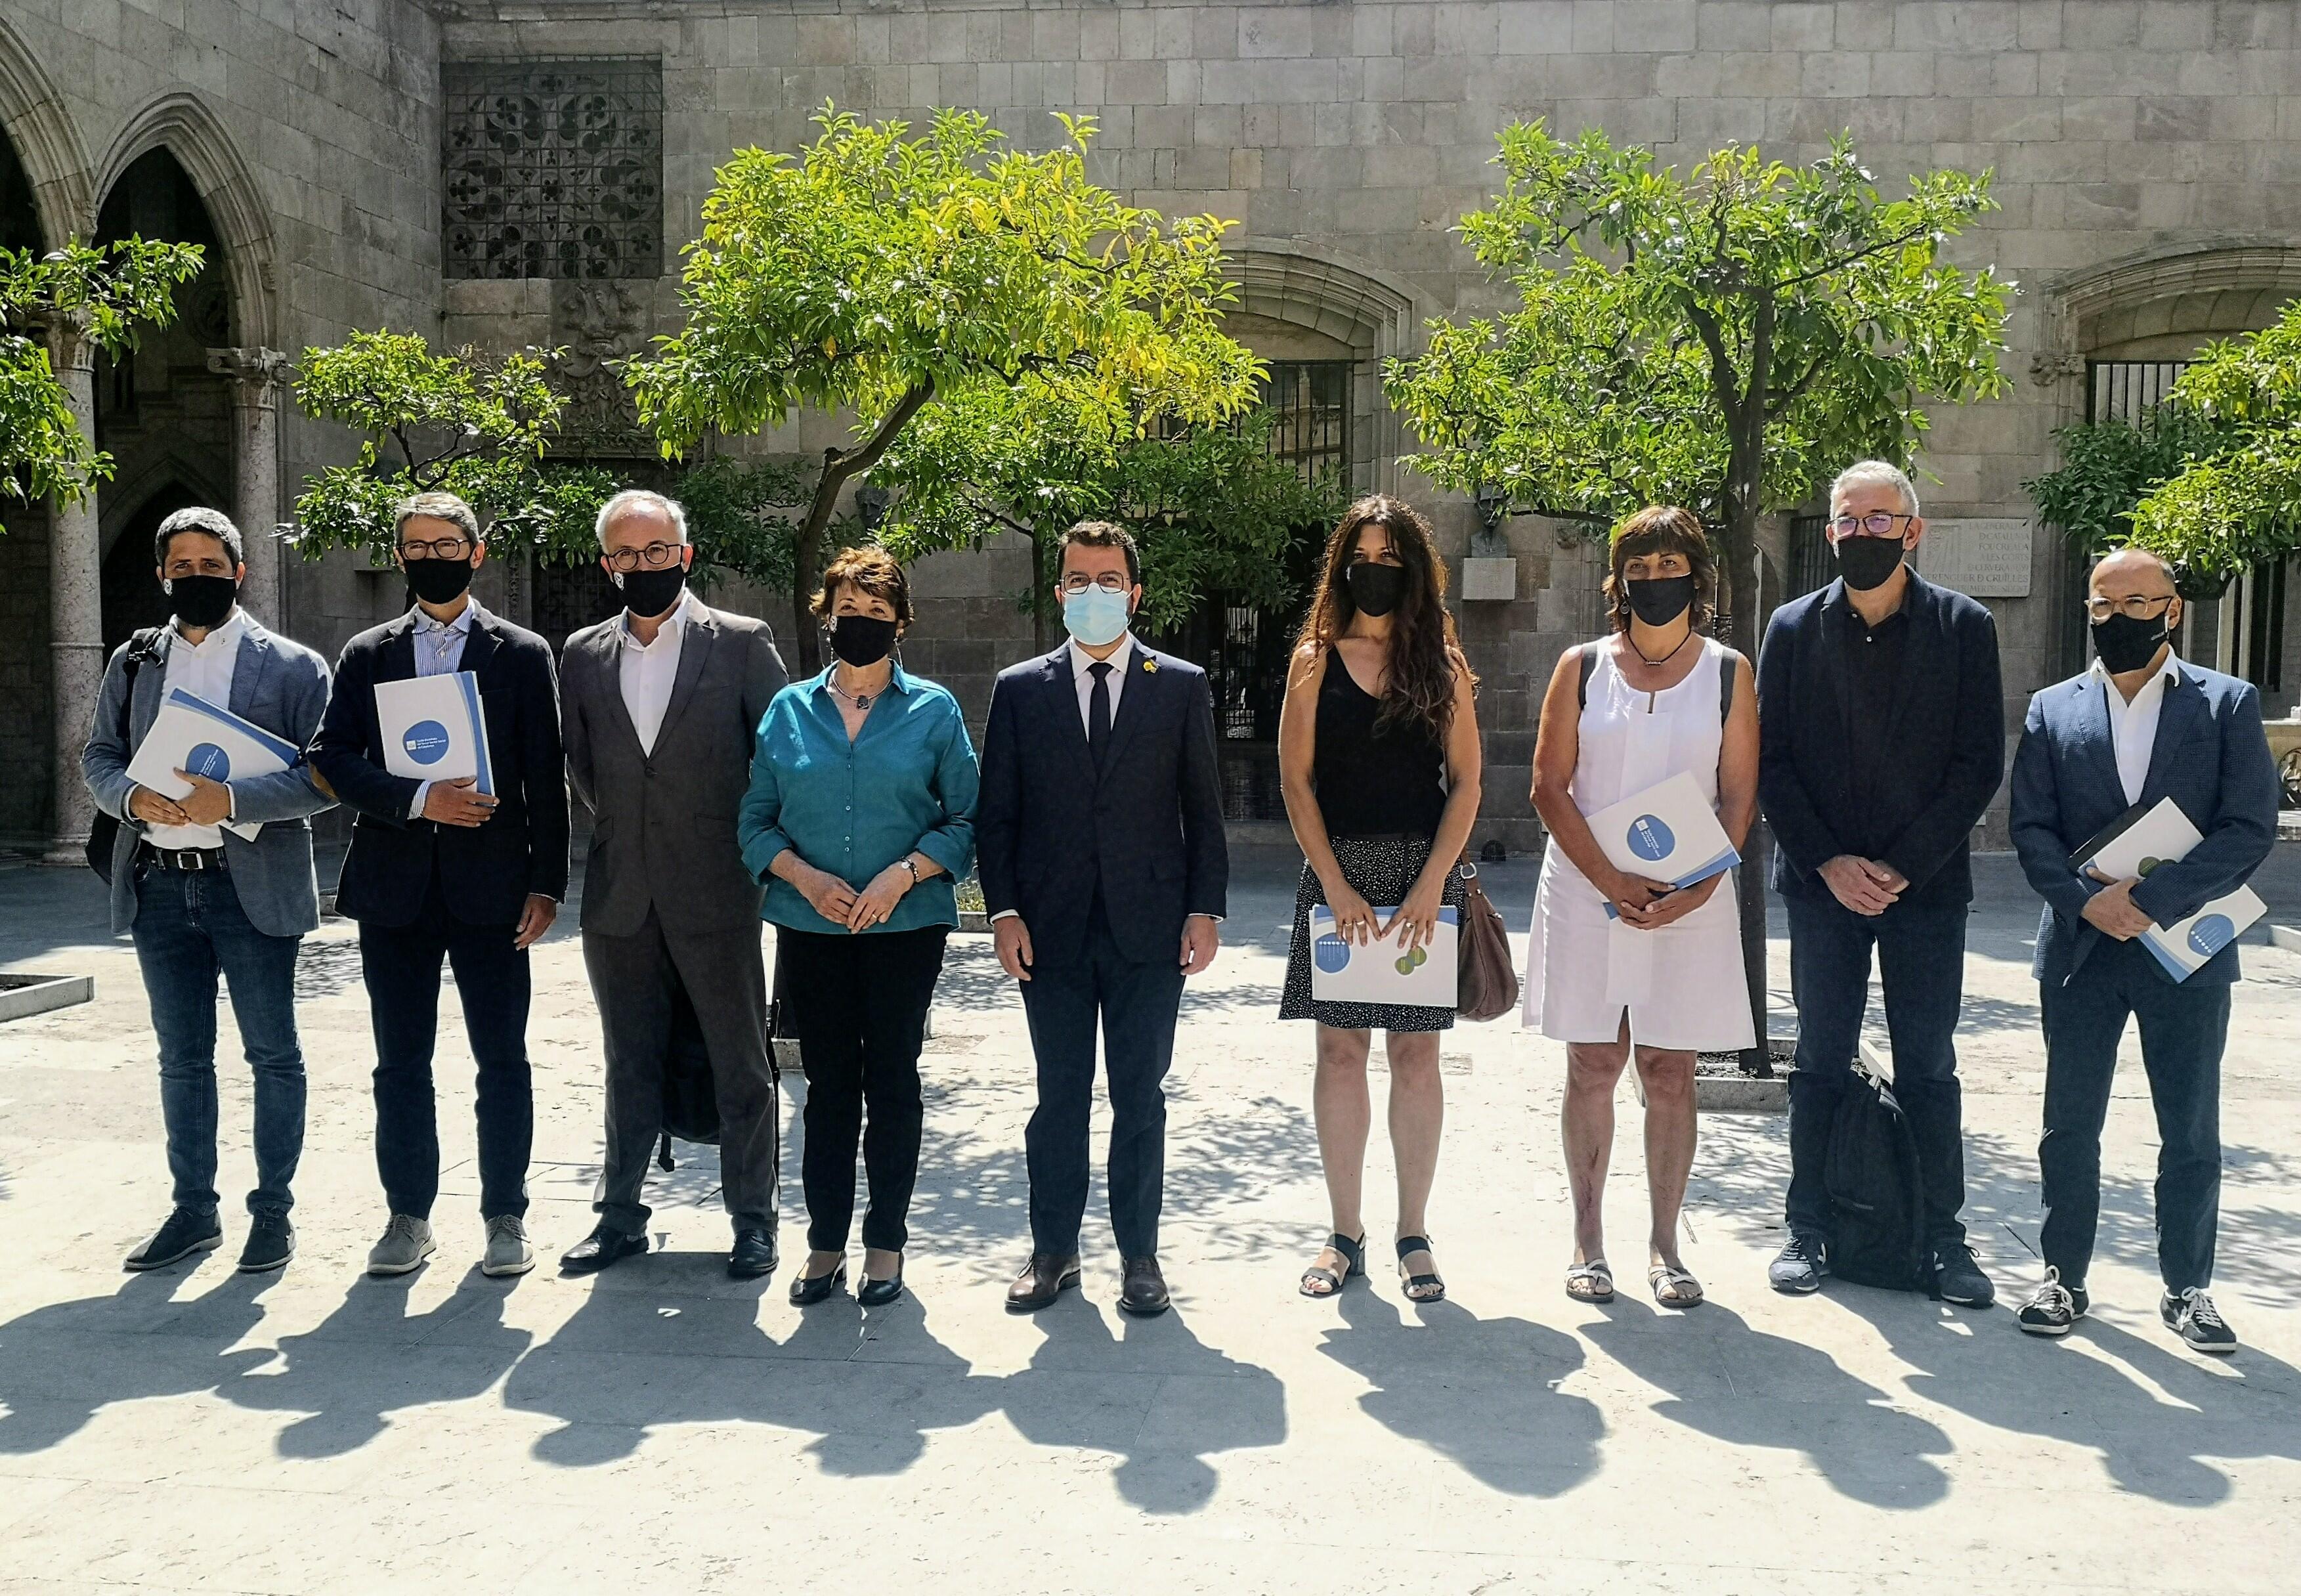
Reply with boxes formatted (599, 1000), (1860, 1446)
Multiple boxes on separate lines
(977, 520), (1228, 1316)
(311, 490), (569, 1280)
(1757, 460), (2005, 1305)
(555, 488), (789, 1278)
(2007, 546), (2278, 1351)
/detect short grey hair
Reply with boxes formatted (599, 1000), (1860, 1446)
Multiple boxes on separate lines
(391, 490), (480, 546)
(154, 506), (244, 569)
(1829, 460), (1920, 518)
(595, 488), (688, 547)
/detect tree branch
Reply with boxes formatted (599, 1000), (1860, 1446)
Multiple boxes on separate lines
(1768, 220), (1937, 293)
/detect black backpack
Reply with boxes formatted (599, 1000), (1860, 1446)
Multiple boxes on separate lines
(651, 980), (781, 1173)
(1822, 1068), (1931, 1294)
(85, 628), (166, 885)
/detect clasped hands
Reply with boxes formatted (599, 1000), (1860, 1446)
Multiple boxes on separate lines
(2079, 865), (2157, 941)
(1818, 854), (1908, 917)
(1601, 867), (1721, 930)
(129, 771), (235, 830)
(795, 859), (914, 933)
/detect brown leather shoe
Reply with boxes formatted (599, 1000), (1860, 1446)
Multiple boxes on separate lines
(1119, 1255), (1170, 1316)
(1005, 1252), (1081, 1312)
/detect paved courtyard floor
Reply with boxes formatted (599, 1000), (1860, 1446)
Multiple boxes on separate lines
(3, 847), (2300, 1593)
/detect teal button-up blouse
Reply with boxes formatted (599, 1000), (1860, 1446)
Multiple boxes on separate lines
(737, 663), (979, 935)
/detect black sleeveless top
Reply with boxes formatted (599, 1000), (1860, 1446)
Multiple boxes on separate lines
(1312, 650), (1449, 839)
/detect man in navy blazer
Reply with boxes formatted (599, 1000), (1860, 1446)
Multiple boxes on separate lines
(976, 521), (1228, 1316)
(1758, 462), (2005, 1306)
(309, 490), (569, 1282)
(2008, 546), (2278, 1352)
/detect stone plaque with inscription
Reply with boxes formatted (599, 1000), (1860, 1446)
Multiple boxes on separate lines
(1914, 519), (2033, 598)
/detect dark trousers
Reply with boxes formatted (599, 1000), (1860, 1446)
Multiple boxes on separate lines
(2038, 937), (2226, 1291)
(1785, 893), (1969, 1248)
(776, 925), (948, 1253)
(585, 909), (779, 1236)
(359, 872), (533, 1220)
(130, 863), (305, 1219)
(1020, 901), (1186, 1259)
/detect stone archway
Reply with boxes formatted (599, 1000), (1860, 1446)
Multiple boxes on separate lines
(0, 12), (97, 249)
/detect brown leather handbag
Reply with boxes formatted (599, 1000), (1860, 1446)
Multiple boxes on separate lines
(1454, 860), (1520, 1022)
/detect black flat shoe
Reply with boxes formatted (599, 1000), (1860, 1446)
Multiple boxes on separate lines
(124, 1207), (223, 1272)
(1119, 1255), (1170, 1316)
(237, 1216), (295, 1274)
(727, 1226), (779, 1280)
(789, 1261), (847, 1306)
(559, 1224), (648, 1274)
(858, 1262), (905, 1308)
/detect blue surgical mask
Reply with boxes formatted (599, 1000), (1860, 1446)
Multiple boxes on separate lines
(1062, 585), (1132, 649)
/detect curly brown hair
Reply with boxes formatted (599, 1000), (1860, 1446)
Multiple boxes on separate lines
(1297, 494), (1471, 739)
(1603, 506), (1714, 634)
(813, 546), (913, 634)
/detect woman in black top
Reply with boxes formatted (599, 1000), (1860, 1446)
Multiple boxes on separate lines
(1278, 495), (1483, 1303)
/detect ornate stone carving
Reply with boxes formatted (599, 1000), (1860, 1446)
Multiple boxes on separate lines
(549, 281), (649, 446)
(205, 345), (290, 406)
(2029, 351), (2087, 387)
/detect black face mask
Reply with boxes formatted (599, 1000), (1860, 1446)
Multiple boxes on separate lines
(1835, 533), (1907, 593)
(615, 565), (686, 619)
(828, 614), (898, 668)
(165, 574), (238, 630)
(403, 556), (475, 607)
(1346, 561), (1408, 618)
(2091, 611), (2174, 676)
(1624, 573), (1696, 628)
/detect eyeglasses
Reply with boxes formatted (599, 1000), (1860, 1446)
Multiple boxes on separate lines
(2083, 594), (2176, 622)
(604, 541), (685, 572)
(1828, 513), (1913, 539)
(398, 536), (473, 561)
(1059, 572), (1130, 595)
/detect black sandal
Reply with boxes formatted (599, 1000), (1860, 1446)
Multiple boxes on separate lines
(1299, 1232), (1366, 1298)
(1397, 1235), (1446, 1303)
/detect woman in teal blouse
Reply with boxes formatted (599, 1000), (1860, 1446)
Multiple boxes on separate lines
(738, 547), (978, 1308)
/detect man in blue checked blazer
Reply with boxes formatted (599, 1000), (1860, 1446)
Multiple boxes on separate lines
(2008, 546), (2280, 1352)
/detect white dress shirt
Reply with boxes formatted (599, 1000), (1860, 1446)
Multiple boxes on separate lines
(144, 608), (246, 850)
(1068, 634), (1135, 735)
(2094, 652), (2181, 806)
(618, 590), (693, 756)
(408, 600), (481, 819)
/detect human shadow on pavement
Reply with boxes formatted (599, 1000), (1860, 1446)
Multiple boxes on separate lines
(1581, 1297), (1953, 1509)
(1314, 1288), (1603, 1498)
(0, 1266), (278, 1456)
(1839, 1290), (2301, 1505)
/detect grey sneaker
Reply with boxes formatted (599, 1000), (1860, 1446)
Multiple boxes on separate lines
(483, 1215), (534, 1278)
(366, 1213), (436, 1276)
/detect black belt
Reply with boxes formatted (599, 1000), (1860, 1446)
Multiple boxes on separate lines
(141, 843), (228, 871)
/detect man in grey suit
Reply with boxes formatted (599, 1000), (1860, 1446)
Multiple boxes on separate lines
(557, 488), (791, 1278)
(82, 507), (335, 1274)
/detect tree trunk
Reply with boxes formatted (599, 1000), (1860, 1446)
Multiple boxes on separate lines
(1719, 507), (1773, 1076)
(789, 503), (828, 676)
(1030, 525), (1050, 655)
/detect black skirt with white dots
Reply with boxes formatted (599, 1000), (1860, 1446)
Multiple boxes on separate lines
(1279, 834), (1467, 1033)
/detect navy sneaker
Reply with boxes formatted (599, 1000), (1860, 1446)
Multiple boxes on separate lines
(2162, 1287), (2237, 1354)
(238, 1216), (295, 1274)
(125, 1207), (223, 1271)
(1768, 1234), (1828, 1294)
(2015, 1268), (2087, 1336)
(1933, 1243), (1995, 1307)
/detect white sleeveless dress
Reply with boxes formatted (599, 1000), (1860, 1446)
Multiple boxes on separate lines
(1522, 636), (1756, 1050)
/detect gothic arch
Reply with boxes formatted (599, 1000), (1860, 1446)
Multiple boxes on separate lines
(0, 12), (97, 247)
(2033, 238), (2301, 397)
(95, 91), (277, 348)
(98, 450), (230, 559)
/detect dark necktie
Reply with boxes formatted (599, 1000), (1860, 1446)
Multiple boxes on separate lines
(1087, 661), (1113, 767)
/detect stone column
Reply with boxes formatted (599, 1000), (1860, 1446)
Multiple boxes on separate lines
(45, 318), (101, 860)
(207, 347), (290, 618)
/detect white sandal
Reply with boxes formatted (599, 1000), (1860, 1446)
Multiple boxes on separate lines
(1649, 1264), (1705, 1308)
(1565, 1260), (1615, 1303)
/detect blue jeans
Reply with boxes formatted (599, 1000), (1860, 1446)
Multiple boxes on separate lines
(1784, 892), (1969, 1249)
(131, 863), (306, 1219)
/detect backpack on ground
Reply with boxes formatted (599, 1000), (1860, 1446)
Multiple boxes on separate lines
(1821, 1066), (1931, 1294)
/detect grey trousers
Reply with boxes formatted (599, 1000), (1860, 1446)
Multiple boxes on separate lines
(584, 910), (779, 1235)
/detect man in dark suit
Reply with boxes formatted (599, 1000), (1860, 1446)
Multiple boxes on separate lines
(1758, 461), (2004, 1306)
(555, 488), (789, 1280)
(2008, 546), (2278, 1352)
(977, 521), (1228, 1316)
(310, 490), (569, 1280)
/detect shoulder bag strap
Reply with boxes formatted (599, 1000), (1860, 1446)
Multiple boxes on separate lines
(1576, 643), (1598, 711)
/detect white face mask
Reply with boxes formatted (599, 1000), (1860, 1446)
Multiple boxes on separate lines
(1062, 586), (1131, 647)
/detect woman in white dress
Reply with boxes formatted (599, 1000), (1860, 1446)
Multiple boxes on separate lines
(1526, 506), (1759, 1309)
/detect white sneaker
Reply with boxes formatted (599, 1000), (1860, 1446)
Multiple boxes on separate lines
(483, 1215), (534, 1278)
(366, 1213), (436, 1276)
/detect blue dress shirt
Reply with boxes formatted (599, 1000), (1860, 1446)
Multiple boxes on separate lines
(739, 662), (979, 935)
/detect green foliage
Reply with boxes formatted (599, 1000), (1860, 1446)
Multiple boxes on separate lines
(2130, 301), (2301, 578)
(660, 454), (823, 594)
(1, 238), (207, 515)
(2025, 410), (2217, 558)
(1387, 126), (2011, 630)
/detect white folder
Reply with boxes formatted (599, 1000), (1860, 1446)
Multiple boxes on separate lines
(1308, 905), (1459, 1008)
(374, 672), (495, 796)
(123, 687), (301, 842)
(1583, 770), (1740, 917)
(2071, 796), (2262, 980)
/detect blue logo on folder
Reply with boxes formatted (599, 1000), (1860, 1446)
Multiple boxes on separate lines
(1627, 815), (1675, 862)
(402, 720), (452, 766)
(1312, 932), (1352, 974)
(183, 743), (230, 781)
(2188, 915), (2236, 958)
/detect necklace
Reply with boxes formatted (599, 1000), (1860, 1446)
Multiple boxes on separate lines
(827, 676), (878, 712)
(1628, 626), (1696, 669)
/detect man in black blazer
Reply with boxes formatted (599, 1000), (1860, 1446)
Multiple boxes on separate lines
(977, 521), (1228, 1316)
(310, 491), (569, 1281)
(1757, 462), (2004, 1306)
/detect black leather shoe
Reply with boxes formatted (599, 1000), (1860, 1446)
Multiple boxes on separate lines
(1005, 1252), (1082, 1312)
(1119, 1255), (1170, 1317)
(728, 1226), (779, 1280)
(237, 1216), (295, 1274)
(125, 1207), (223, 1271)
(559, 1224), (648, 1274)
(859, 1257), (905, 1308)
(789, 1259), (847, 1306)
